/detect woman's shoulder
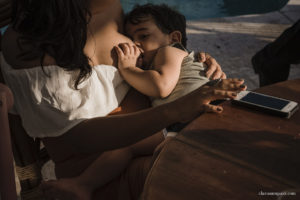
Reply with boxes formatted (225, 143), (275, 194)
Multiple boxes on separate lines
(1, 27), (56, 69)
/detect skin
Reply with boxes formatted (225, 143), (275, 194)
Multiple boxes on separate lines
(1, 0), (244, 199)
(115, 17), (189, 98)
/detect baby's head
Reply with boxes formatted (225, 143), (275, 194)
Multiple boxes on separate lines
(125, 4), (187, 65)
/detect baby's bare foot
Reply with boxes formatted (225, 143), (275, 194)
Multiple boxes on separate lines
(41, 178), (92, 200)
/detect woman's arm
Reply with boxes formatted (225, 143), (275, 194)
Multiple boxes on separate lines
(115, 44), (186, 98)
(52, 78), (246, 154)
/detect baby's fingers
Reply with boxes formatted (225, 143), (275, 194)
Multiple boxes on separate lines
(119, 43), (131, 55)
(114, 46), (124, 58)
(132, 45), (140, 56)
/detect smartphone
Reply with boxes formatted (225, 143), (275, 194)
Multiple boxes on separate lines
(232, 91), (299, 118)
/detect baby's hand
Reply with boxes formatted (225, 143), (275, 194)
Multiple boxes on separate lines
(115, 43), (141, 70)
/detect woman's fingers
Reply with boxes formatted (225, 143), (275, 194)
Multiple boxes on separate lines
(212, 89), (238, 99)
(203, 104), (223, 113)
(203, 54), (223, 79)
(178, 78), (246, 122)
(221, 72), (227, 79)
(178, 78), (247, 122)
(195, 52), (226, 79)
(198, 78), (247, 102)
(206, 59), (221, 79)
(209, 66), (223, 80)
(218, 78), (247, 91)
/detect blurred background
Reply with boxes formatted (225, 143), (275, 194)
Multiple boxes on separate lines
(121, 0), (289, 20)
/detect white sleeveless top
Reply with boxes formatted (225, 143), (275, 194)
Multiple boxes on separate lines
(0, 53), (130, 138)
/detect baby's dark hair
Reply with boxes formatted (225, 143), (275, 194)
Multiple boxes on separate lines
(125, 3), (187, 48)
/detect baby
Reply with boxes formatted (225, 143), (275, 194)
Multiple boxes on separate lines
(116, 3), (211, 134)
(117, 4), (210, 108)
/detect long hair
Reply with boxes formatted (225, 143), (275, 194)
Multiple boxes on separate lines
(11, 0), (92, 89)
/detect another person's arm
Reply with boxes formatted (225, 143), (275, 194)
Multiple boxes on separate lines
(53, 78), (246, 154)
(115, 43), (186, 98)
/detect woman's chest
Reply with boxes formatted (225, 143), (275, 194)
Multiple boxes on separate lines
(85, 27), (134, 67)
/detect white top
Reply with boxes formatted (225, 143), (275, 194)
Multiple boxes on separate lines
(0, 53), (130, 138)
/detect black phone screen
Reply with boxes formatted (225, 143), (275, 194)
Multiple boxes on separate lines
(241, 93), (289, 110)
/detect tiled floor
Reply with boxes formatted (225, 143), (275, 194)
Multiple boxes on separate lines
(186, 0), (300, 90)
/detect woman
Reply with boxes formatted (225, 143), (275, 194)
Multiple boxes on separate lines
(1, 0), (245, 199)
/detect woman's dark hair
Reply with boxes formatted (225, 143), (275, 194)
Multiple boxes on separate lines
(11, 0), (92, 89)
(125, 3), (187, 48)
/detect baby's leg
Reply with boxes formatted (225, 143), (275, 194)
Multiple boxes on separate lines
(77, 147), (134, 188)
(130, 130), (164, 157)
(77, 130), (165, 193)
(130, 130), (170, 171)
(42, 131), (164, 200)
(78, 129), (164, 188)
(75, 130), (164, 193)
(42, 147), (134, 200)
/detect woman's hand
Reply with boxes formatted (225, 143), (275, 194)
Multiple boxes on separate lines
(197, 78), (247, 113)
(197, 52), (226, 80)
(176, 78), (246, 123)
(115, 43), (142, 70)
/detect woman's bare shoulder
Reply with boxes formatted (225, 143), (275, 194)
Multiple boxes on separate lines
(1, 27), (55, 69)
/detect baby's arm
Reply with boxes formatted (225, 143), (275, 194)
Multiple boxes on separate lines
(115, 43), (187, 98)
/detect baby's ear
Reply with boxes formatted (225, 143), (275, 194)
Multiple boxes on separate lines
(169, 31), (182, 44)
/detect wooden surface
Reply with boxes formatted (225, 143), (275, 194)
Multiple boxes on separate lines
(142, 79), (300, 200)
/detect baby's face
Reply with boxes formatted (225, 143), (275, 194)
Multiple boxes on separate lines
(125, 17), (172, 66)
